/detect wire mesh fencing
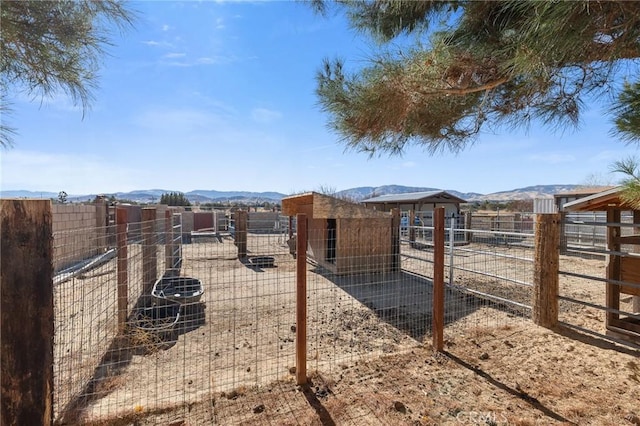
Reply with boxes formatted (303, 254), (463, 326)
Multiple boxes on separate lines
(401, 220), (534, 340)
(44, 207), (629, 424)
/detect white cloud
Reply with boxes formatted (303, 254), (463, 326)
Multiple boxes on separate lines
(160, 55), (239, 67)
(251, 108), (282, 124)
(162, 24), (170, 31)
(215, 18), (225, 30)
(141, 40), (174, 48)
(163, 52), (186, 59)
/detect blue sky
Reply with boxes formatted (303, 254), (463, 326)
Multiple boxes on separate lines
(1, 0), (639, 196)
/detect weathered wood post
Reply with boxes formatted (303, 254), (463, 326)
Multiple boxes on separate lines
(433, 207), (445, 351)
(391, 208), (401, 272)
(116, 207), (128, 333)
(464, 211), (472, 243)
(558, 211), (568, 255)
(533, 213), (560, 328)
(1, 199), (54, 426)
(142, 207), (157, 294)
(606, 208), (621, 326)
(633, 211), (640, 314)
(235, 209), (248, 259)
(165, 209), (173, 274)
(295, 213), (308, 385)
(94, 195), (108, 254)
(288, 216), (294, 240)
(409, 209), (416, 246)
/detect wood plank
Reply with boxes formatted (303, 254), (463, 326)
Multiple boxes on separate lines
(281, 193), (314, 216)
(296, 213), (308, 385)
(620, 256), (640, 296)
(533, 213), (560, 328)
(606, 208), (621, 325)
(117, 207), (128, 333)
(1, 199), (54, 426)
(432, 207), (445, 351)
(142, 208), (157, 294)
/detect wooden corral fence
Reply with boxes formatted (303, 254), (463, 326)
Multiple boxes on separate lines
(1, 200), (187, 425)
(0, 199), (620, 424)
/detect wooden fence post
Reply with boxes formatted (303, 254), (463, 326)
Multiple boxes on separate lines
(142, 208), (157, 294)
(533, 213), (560, 328)
(235, 210), (248, 259)
(296, 213), (308, 385)
(409, 209), (416, 246)
(1, 199), (54, 426)
(116, 207), (128, 333)
(94, 196), (108, 253)
(165, 209), (172, 274)
(633, 211), (640, 314)
(391, 208), (401, 272)
(432, 207), (445, 351)
(288, 216), (294, 240)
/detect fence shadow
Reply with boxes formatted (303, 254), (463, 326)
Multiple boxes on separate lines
(443, 351), (575, 424)
(310, 268), (486, 342)
(55, 295), (206, 424)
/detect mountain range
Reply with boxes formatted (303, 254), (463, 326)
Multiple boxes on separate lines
(0, 184), (592, 204)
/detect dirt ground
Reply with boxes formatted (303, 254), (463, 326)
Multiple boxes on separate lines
(54, 235), (640, 425)
(85, 314), (640, 426)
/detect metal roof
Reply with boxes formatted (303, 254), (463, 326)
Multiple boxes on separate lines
(362, 190), (466, 204)
(562, 186), (632, 211)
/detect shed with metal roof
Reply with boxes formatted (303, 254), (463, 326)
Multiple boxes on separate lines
(362, 190), (466, 217)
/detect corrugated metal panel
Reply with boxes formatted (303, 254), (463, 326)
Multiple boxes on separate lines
(533, 198), (557, 213)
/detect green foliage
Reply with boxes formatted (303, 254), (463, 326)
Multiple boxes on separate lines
(0, 0), (135, 147)
(612, 80), (640, 143)
(311, 0), (640, 156)
(610, 156), (640, 209)
(160, 192), (192, 207)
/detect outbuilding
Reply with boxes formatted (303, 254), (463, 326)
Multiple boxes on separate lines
(362, 190), (466, 218)
(281, 192), (400, 275)
(563, 186), (640, 344)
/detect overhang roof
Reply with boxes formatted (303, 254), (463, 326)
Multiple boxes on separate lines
(554, 186), (617, 198)
(562, 186), (636, 211)
(362, 190), (466, 205)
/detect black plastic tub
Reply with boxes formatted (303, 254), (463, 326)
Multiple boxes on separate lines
(249, 256), (275, 268)
(132, 301), (181, 342)
(152, 276), (204, 305)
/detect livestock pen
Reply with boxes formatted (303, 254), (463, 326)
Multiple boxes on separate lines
(2, 200), (639, 426)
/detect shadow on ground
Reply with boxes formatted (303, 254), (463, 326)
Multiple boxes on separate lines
(311, 267), (525, 342)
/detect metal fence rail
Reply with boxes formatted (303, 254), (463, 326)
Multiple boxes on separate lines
(558, 220), (640, 351)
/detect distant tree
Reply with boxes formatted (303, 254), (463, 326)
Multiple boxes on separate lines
(581, 172), (615, 188)
(160, 192), (191, 206)
(57, 191), (68, 204)
(310, 1), (640, 156)
(505, 199), (533, 212)
(0, 1), (135, 147)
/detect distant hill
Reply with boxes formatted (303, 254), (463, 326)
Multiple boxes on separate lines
(0, 184), (590, 204)
(0, 190), (59, 199)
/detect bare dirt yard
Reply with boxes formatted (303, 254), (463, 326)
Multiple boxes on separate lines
(56, 236), (640, 425)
